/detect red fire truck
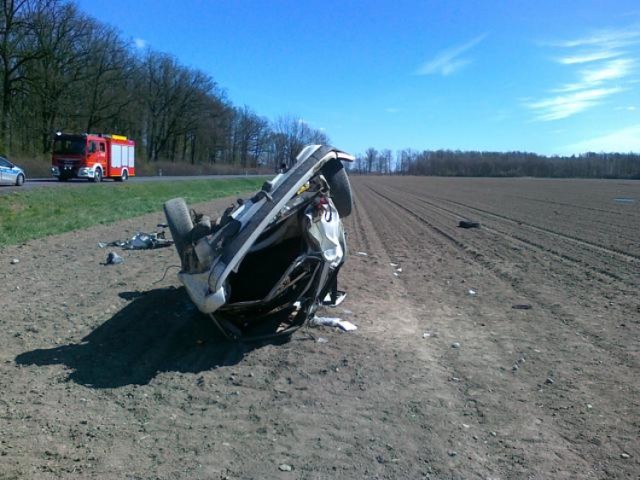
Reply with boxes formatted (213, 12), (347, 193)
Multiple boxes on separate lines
(51, 133), (135, 182)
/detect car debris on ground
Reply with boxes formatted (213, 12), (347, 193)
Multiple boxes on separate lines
(105, 252), (124, 265)
(512, 304), (533, 310)
(309, 316), (358, 332)
(458, 220), (480, 228)
(99, 226), (174, 250)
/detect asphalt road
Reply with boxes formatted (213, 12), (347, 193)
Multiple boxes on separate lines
(0, 174), (266, 195)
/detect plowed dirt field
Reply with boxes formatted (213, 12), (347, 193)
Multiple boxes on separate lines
(1, 176), (638, 479)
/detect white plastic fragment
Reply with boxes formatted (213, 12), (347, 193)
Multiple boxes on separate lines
(323, 291), (347, 306)
(337, 320), (357, 331)
(468, 289), (477, 295)
(310, 316), (358, 331)
(396, 268), (402, 273)
(389, 262), (398, 267)
(10, 258), (19, 264)
(356, 251), (368, 256)
(393, 272), (399, 277)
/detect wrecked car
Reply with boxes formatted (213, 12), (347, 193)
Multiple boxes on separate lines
(163, 145), (354, 340)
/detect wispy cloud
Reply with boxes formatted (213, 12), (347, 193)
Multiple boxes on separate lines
(550, 28), (640, 49)
(385, 107), (400, 113)
(416, 34), (487, 76)
(527, 87), (623, 121)
(550, 59), (633, 94)
(134, 38), (147, 49)
(582, 58), (634, 83)
(563, 124), (640, 153)
(527, 27), (639, 121)
(557, 50), (622, 65)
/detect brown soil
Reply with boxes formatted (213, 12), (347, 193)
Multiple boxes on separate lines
(0, 176), (638, 479)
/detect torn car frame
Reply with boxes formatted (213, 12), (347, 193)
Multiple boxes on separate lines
(164, 145), (354, 340)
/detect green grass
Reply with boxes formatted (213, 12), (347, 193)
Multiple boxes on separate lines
(0, 178), (266, 247)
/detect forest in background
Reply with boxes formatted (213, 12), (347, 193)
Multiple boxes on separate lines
(1, 0), (328, 171)
(350, 148), (640, 179)
(2, 0), (639, 178)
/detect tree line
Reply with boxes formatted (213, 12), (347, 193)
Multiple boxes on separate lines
(1, 0), (328, 168)
(351, 148), (640, 179)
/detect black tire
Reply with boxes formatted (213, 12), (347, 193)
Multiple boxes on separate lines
(121, 170), (128, 181)
(321, 160), (352, 217)
(163, 197), (194, 268)
(92, 168), (102, 183)
(15, 174), (24, 186)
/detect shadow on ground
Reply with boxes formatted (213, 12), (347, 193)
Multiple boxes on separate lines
(15, 287), (283, 388)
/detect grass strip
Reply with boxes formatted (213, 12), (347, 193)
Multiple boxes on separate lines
(0, 177), (265, 247)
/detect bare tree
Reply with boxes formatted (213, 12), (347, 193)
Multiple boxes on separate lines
(80, 23), (132, 133)
(271, 115), (329, 168)
(364, 147), (377, 174)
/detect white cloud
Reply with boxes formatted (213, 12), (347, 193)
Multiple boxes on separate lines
(134, 38), (147, 49)
(527, 27), (639, 121)
(385, 107), (400, 113)
(527, 87), (623, 121)
(416, 34), (487, 76)
(551, 28), (640, 49)
(552, 58), (635, 92)
(557, 50), (622, 64)
(563, 124), (640, 153)
(581, 58), (634, 83)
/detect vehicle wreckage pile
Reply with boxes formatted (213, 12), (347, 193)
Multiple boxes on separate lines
(163, 145), (354, 340)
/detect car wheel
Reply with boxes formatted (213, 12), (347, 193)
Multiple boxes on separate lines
(321, 160), (352, 217)
(92, 168), (102, 183)
(15, 174), (24, 186)
(164, 198), (194, 269)
(121, 170), (128, 181)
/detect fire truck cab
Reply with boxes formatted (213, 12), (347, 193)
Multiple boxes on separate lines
(51, 133), (135, 182)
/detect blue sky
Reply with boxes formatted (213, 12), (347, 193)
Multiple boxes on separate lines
(76, 0), (640, 156)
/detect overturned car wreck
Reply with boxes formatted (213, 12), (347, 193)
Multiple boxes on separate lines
(164, 145), (354, 340)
